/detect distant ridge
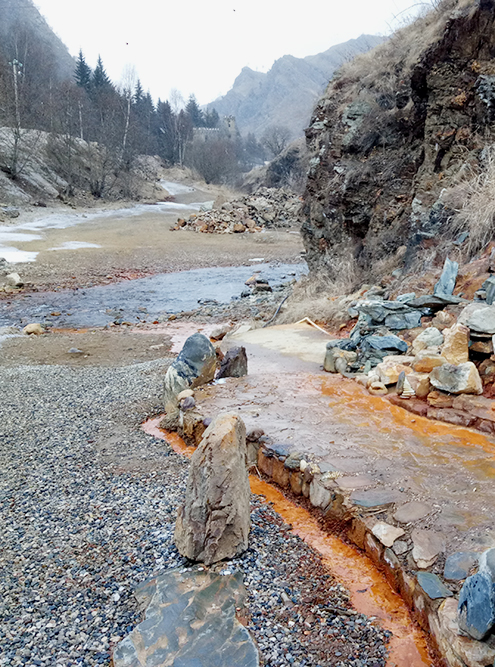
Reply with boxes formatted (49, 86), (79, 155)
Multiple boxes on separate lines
(209, 35), (384, 139)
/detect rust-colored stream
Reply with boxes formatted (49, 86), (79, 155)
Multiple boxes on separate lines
(142, 417), (434, 667)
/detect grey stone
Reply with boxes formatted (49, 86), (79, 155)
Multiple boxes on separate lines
(434, 257), (458, 296)
(444, 552), (479, 581)
(350, 488), (402, 508)
(263, 442), (293, 459)
(416, 571), (453, 599)
(412, 529), (444, 568)
(392, 540), (410, 556)
(458, 570), (495, 640)
(174, 413), (251, 565)
(396, 371), (406, 394)
(163, 333), (216, 411)
(479, 548), (495, 581)
(394, 501), (431, 524)
(113, 566), (259, 667)
(483, 276), (495, 306)
(413, 327), (444, 349)
(384, 310), (422, 330)
(216, 346), (248, 379)
(407, 294), (465, 309)
(180, 396), (196, 411)
(396, 292), (416, 302)
(6, 272), (23, 287)
(459, 303), (495, 334)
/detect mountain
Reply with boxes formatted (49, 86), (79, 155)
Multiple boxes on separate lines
(208, 35), (384, 139)
(0, 0), (74, 78)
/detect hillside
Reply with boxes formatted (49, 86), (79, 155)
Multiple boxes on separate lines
(0, 0), (74, 78)
(209, 35), (384, 139)
(301, 0), (495, 284)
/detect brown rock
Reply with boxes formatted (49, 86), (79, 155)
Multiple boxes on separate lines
(407, 372), (431, 398)
(23, 323), (44, 335)
(394, 501), (431, 523)
(233, 223), (246, 233)
(441, 323), (469, 365)
(478, 358), (495, 384)
(412, 350), (448, 373)
(375, 360), (412, 386)
(368, 381), (388, 396)
(431, 310), (456, 331)
(427, 390), (454, 408)
(452, 394), (495, 422)
(430, 362), (483, 395)
(174, 413), (251, 565)
(470, 339), (493, 354)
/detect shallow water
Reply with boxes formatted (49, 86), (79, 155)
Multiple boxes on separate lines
(0, 262), (307, 328)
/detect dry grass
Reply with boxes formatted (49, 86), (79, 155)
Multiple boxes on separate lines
(333, 0), (474, 95)
(277, 249), (362, 325)
(450, 147), (495, 257)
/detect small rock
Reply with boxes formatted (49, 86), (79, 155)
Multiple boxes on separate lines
(412, 350), (447, 373)
(416, 571), (453, 599)
(368, 381), (388, 396)
(68, 348), (83, 354)
(441, 323), (469, 365)
(434, 257), (458, 296)
(177, 389), (194, 401)
(412, 327), (444, 354)
(23, 323), (44, 336)
(371, 521), (405, 547)
(394, 501), (431, 524)
(412, 528), (444, 568)
(444, 552), (479, 581)
(6, 272), (23, 287)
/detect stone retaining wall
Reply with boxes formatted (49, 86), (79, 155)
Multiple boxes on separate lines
(251, 440), (495, 667)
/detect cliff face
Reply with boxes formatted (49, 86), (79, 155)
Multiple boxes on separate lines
(209, 35), (383, 139)
(302, 0), (495, 281)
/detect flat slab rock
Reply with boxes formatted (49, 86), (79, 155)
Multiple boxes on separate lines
(113, 566), (259, 667)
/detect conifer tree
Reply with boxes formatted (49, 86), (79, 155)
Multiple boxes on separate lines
(74, 50), (92, 91)
(92, 56), (112, 89)
(185, 94), (204, 127)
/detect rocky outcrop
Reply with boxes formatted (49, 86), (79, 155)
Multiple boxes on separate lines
(174, 413), (251, 565)
(302, 0), (495, 279)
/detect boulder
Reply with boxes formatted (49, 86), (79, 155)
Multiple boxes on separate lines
(458, 553), (495, 640)
(434, 257), (458, 296)
(430, 362), (483, 395)
(163, 333), (216, 411)
(411, 327), (444, 354)
(412, 350), (448, 373)
(376, 360), (412, 385)
(6, 272), (23, 287)
(216, 346), (248, 379)
(407, 372), (431, 398)
(324, 346), (357, 373)
(441, 323), (469, 365)
(174, 413), (251, 565)
(459, 303), (495, 334)
(23, 323), (43, 335)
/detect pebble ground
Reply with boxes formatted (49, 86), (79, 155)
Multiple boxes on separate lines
(0, 359), (389, 666)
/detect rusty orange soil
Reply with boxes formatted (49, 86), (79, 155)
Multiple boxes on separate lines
(142, 417), (434, 667)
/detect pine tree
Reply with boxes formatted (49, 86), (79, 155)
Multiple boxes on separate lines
(204, 107), (220, 128)
(133, 79), (144, 105)
(92, 55), (112, 89)
(74, 50), (92, 91)
(185, 94), (204, 127)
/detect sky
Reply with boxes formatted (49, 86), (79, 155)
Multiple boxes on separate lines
(33, 0), (426, 106)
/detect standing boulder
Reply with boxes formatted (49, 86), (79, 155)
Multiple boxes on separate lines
(216, 346), (248, 379)
(163, 333), (216, 411)
(441, 323), (469, 365)
(174, 413), (251, 565)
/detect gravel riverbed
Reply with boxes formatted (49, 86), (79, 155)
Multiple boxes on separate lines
(0, 360), (389, 667)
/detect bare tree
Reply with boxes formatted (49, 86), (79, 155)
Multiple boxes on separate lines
(261, 125), (292, 158)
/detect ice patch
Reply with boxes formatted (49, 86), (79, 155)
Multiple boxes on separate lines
(159, 180), (195, 196)
(48, 241), (101, 251)
(0, 246), (38, 263)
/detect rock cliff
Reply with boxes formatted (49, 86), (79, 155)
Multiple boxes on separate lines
(302, 0), (495, 282)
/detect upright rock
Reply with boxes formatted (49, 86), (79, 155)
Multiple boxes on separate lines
(217, 346), (248, 379)
(163, 333), (216, 412)
(174, 413), (251, 565)
(434, 257), (458, 297)
(441, 323), (469, 365)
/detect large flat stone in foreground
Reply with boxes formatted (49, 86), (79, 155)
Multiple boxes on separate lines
(113, 567), (259, 667)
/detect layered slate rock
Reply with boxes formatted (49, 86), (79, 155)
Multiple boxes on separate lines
(113, 566), (259, 667)
(434, 257), (458, 297)
(217, 346), (248, 379)
(174, 413), (251, 565)
(163, 333), (217, 411)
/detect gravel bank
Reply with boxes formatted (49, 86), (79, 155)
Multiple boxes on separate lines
(0, 360), (389, 667)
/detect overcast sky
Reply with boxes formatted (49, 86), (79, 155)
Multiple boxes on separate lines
(33, 0), (426, 105)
